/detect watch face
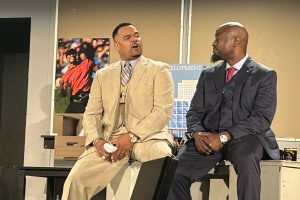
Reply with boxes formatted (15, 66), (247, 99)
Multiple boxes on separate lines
(220, 134), (228, 143)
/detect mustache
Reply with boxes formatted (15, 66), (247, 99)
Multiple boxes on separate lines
(210, 53), (223, 63)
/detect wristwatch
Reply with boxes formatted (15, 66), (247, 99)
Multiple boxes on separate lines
(219, 132), (229, 144)
(128, 132), (137, 143)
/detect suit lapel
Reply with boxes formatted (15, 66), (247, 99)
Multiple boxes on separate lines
(232, 57), (253, 122)
(104, 62), (122, 136)
(214, 61), (226, 92)
(108, 62), (121, 103)
(126, 56), (147, 104)
(205, 62), (226, 123)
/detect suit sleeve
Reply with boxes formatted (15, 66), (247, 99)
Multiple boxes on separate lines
(82, 70), (104, 147)
(130, 64), (174, 140)
(186, 72), (207, 133)
(229, 70), (277, 138)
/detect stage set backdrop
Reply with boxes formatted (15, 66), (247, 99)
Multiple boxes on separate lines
(53, 38), (205, 140)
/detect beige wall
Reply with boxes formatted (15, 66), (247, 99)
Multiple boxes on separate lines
(58, 0), (181, 63)
(58, 0), (300, 138)
(190, 0), (300, 138)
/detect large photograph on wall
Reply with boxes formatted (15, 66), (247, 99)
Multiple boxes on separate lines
(52, 38), (109, 163)
(54, 38), (110, 113)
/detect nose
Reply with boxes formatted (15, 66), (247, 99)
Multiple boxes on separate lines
(132, 35), (140, 42)
(212, 40), (216, 47)
(132, 38), (138, 43)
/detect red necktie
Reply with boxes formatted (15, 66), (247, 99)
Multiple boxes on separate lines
(226, 67), (236, 82)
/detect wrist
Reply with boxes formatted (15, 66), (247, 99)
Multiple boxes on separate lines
(223, 131), (232, 140)
(93, 138), (99, 146)
(193, 131), (208, 139)
(192, 131), (202, 138)
(219, 131), (231, 144)
(93, 138), (103, 147)
(128, 132), (137, 143)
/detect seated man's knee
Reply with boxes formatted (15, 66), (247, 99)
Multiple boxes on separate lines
(132, 140), (172, 162)
(232, 137), (263, 169)
(235, 151), (261, 173)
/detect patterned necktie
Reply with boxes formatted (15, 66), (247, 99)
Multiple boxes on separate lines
(121, 61), (133, 86)
(226, 67), (236, 82)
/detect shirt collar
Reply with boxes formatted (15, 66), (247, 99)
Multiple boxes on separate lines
(120, 56), (141, 69)
(226, 54), (249, 71)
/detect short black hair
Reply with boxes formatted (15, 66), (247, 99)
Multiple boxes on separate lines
(65, 48), (76, 56)
(79, 42), (94, 60)
(112, 22), (133, 41)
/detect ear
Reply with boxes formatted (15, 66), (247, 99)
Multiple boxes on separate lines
(233, 36), (241, 47)
(114, 43), (120, 51)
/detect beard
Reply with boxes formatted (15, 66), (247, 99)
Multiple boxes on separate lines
(210, 53), (223, 63)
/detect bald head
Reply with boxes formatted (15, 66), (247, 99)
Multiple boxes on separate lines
(211, 21), (249, 64)
(218, 22), (249, 53)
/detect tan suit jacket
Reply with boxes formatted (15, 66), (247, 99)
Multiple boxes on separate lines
(82, 56), (174, 147)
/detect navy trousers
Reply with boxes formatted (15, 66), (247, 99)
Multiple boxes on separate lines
(167, 135), (264, 200)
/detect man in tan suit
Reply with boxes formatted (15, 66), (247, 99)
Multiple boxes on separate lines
(62, 23), (174, 200)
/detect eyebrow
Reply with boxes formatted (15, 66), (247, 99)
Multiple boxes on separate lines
(123, 31), (139, 38)
(123, 34), (131, 38)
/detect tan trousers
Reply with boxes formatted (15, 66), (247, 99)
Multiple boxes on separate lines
(62, 140), (172, 200)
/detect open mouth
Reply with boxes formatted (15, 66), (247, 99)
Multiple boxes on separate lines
(132, 44), (139, 49)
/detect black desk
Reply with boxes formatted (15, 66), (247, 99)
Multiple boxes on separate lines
(18, 166), (71, 200)
(30, 136), (106, 199)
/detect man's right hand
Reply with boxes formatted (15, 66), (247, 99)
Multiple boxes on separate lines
(94, 139), (111, 160)
(193, 131), (225, 154)
(193, 131), (213, 155)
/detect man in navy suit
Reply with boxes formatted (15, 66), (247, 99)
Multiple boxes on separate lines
(168, 22), (280, 200)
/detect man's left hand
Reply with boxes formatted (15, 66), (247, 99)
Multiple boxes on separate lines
(110, 134), (133, 161)
(204, 133), (224, 152)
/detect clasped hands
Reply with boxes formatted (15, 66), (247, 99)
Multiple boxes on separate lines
(94, 133), (133, 162)
(193, 131), (224, 155)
